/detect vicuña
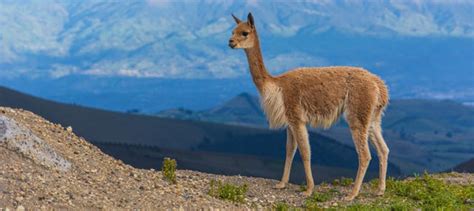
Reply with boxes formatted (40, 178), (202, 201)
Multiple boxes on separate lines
(228, 13), (390, 200)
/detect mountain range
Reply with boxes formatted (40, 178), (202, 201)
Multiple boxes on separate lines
(157, 92), (474, 174)
(0, 0), (473, 103)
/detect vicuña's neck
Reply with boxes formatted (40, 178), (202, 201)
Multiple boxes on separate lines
(244, 32), (272, 92)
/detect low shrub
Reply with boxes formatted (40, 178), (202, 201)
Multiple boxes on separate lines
(162, 157), (177, 184)
(208, 179), (248, 203)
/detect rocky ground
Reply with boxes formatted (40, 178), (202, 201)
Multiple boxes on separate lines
(0, 107), (472, 210)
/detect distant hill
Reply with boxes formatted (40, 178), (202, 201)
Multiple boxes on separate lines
(452, 158), (474, 173)
(157, 92), (474, 174)
(0, 86), (400, 182)
(157, 93), (264, 126)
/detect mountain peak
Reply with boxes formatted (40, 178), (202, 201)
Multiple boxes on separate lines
(210, 92), (262, 116)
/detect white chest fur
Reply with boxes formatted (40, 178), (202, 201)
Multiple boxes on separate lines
(260, 82), (288, 129)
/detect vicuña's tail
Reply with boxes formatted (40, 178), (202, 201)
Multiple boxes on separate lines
(374, 76), (389, 111)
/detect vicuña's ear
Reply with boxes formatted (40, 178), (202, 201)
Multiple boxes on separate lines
(231, 14), (241, 24)
(247, 12), (254, 28)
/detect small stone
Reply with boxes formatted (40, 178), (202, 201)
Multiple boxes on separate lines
(16, 205), (25, 211)
(15, 196), (24, 202)
(66, 126), (73, 133)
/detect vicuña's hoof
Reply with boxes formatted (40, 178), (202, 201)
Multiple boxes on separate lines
(344, 194), (356, 201)
(274, 182), (286, 189)
(301, 190), (313, 197)
(375, 189), (385, 196)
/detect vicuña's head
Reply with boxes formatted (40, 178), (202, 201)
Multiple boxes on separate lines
(228, 13), (257, 49)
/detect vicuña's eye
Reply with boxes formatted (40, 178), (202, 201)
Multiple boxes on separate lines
(242, 32), (249, 36)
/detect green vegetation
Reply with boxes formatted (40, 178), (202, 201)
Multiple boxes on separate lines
(273, 202), (291, 211)
(208, 179), (248, 203)
(386, 173), (472, 209)
(162, 157), (177, 184)
(332, 177), (353, 187)
(299, 183), (307, 192)
(341, 177), (354, 187)
(345, 173), (474, 210)
(319, 181), (329, 187)
(305, 189), (339, 209)
(300, 173), (473, 210)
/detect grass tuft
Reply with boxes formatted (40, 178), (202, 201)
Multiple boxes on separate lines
(332, 177), (353, 187)
(162, 157), (177, 184)
(305, 189), (338, 209)
(299, 182), (307, 192)
(208, 179), (248, 203)
(274, 202), (290, 211)
(340, 177), (354, 187)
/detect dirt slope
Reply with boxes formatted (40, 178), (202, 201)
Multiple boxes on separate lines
(0, 107), (232, 209)
(0, 107), (312, 209)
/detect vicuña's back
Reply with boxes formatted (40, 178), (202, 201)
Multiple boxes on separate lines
(265, 66), (389, 129)
(229, 13), (390, 200)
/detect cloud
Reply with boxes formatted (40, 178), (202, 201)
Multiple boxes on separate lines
(49, 65), (79, 79)
(197, 18), (233, 37)
(146, 0), (173, 7)
(267, 23), (303, 37)
(267, 52), (329, 74)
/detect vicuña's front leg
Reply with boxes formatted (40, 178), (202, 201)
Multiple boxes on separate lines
(275, 128), (297, 189)
(291, 123), (314, 197)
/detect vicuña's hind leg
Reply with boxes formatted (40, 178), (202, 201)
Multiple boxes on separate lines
(368, 113), (389, 195)
(346, 117), (372, 201)
(290, 123), (314, 196)
(275, 128), (297, 189)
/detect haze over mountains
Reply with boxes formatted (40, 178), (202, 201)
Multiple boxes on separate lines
(0, 0), (473, 110)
